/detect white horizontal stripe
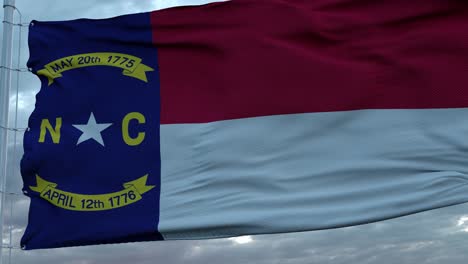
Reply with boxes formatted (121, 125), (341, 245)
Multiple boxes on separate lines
(158, 109), (468, 240)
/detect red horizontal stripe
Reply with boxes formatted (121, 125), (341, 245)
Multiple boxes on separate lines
(152, 0), (468, 124)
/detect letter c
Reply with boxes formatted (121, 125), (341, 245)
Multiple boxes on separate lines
(122, 112), (146, 146)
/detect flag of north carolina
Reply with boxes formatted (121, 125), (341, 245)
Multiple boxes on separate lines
(21, 0), (468, 250)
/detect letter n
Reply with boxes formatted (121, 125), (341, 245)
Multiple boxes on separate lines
(39, 118), (62, 144)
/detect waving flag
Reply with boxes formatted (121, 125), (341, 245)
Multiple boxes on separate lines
(22, 0), (468, 249)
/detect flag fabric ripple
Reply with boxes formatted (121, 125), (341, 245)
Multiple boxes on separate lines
(21, 0), (468, 249)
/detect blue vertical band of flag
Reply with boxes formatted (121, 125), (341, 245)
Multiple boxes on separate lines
(21, 13), (164, 249)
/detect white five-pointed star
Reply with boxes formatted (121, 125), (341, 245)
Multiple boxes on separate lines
(73, 113), (113, 146)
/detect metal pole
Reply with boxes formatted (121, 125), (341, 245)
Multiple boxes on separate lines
(0, 0), (16, 260)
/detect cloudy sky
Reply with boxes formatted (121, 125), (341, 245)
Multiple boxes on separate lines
(1, 0), (468, 263)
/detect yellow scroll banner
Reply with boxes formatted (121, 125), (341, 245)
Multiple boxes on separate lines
(30, 175), (155, 211)
(37, 52), (154, 85)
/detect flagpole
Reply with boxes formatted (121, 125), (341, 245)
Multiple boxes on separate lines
(0, 0), (16, 260)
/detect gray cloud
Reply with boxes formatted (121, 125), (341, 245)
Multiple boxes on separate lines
(1, 0), (468, 263)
